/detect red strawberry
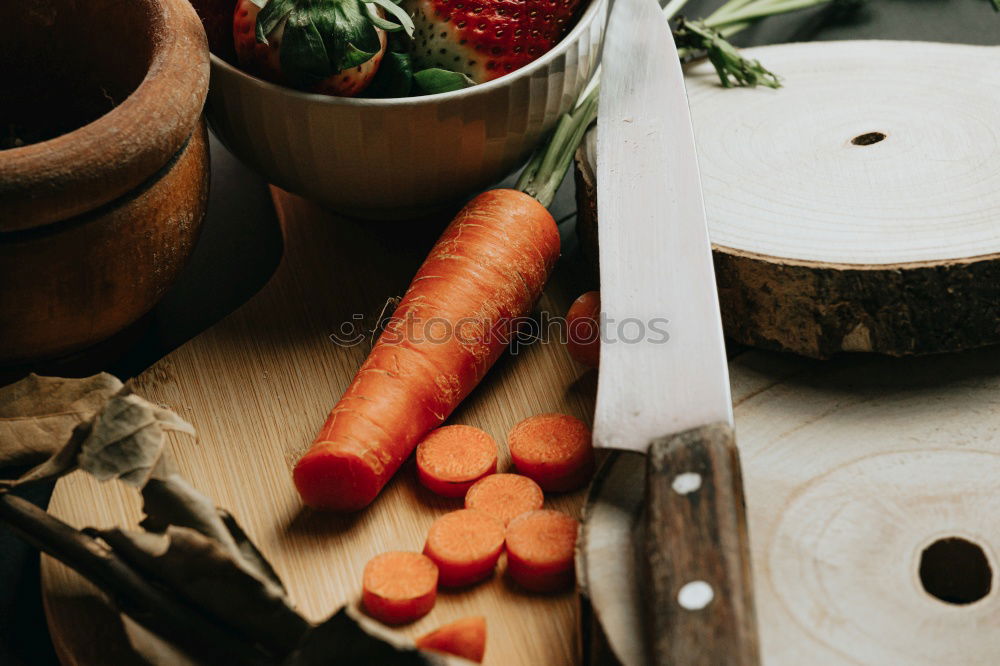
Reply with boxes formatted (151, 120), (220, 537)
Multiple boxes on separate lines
(233, 0), (392, 97)
(405, 0), (584, 83)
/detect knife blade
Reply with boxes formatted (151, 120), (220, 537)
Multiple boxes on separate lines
(593, 0), (759, 663)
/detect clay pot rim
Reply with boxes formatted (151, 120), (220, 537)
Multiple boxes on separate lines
(0, 0), (209, 233)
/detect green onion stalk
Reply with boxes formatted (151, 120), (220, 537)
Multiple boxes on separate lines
(517, 0), (857, 206)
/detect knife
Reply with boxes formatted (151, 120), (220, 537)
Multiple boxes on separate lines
(592, 0), (760, 663)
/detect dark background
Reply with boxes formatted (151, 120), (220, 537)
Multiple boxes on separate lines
(3, 1), (999, 663)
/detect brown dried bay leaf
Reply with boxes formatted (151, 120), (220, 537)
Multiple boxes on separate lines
(98, 525), (310, 658)
(0, 373), (122, 468)
(140, 466), (286, 593)
(118, 615), (199, 666)
(78, 394), (194, 487)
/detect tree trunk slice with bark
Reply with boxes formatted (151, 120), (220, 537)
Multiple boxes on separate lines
(575, 40), (1000, 359)
(580, 346), (1000, 665)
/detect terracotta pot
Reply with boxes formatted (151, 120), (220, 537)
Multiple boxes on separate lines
(0, 0), (210, 365)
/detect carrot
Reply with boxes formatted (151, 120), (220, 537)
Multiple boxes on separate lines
(507, 413), (595, 492)
(565, 291), (601, 367)
(416, 616), (487, 663)
(416, 425), (498, 498)
(504, 509), (579, 593)
(294, 189), (559, 511)
(423, 509), (505, 587)
(464, 473), (544, 526)
(361, 551), (438, 624)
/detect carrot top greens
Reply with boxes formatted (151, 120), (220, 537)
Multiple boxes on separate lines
(517, 0), (863, 207)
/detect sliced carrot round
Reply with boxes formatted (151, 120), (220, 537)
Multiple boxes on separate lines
(416, 616), (487, 663)
(566, 291), (601, 367)
(416, 425), (499, 498)
(508, 413), (595, 492)
(423, 509), (505, 587)
(464, 473), (544, 526)
(361, 551), (438, 624)
(505, 509), (579, 593)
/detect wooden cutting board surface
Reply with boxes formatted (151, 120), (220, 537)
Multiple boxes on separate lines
(41, 190), (597, 666)
(40, 186), (1000, 666)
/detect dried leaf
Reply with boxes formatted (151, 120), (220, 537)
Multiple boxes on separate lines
(0, 373), (122, 468)
(0, 423), (89, 490)
(283, 606), (464, 666)
(119, 615), (199, 666)
(140, 470), (286, 592)
(99, 525), (310, 657)
(79, 394), (194, 487)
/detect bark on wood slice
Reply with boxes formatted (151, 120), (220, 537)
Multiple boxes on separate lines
(575, 40), (1000, 359)
(580, 347), (1000, 666)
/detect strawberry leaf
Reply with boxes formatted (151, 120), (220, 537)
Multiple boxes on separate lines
(256, 0), (295, 44)
(365, 5), (402, 32)
(309, 0), (382, 73)
(363, 48), (412, 97)
(281, 9), (335, 88)
(413, 68), (475, 95)
(262, 0), (384, 90)
(341, 42), (378, 70)
(365, 0), (414, 37)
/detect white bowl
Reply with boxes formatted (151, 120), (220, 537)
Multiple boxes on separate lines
(205, 0), (607, 218)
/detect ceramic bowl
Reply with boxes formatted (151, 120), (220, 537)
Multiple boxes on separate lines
(205, 0), (607, 218)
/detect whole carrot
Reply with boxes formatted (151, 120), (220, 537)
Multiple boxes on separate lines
(294, 189), (559, 510)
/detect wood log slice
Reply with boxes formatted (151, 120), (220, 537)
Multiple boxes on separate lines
(580, 347), (1000, 666)
(576, 40), (1000, 359)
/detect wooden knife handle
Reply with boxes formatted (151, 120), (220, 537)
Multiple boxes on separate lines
(638, 422), (760, 666)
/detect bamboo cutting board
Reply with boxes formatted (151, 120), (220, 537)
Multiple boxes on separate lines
(41, 190), (597, 666)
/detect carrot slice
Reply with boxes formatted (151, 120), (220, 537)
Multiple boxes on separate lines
(505, 509), (579, 592)
(565, 291), (601, 367)
(422, 509), (505, 587)
(508, 413), (595, 492)
(416, 616), (487, 663)
(464, 473), (544, 526)
(361, 551), (438, 624)
(416, 425), (499, 498)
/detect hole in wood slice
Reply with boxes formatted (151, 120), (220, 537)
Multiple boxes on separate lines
(919, 537), (992, 605)
(851, 131), (887, 146)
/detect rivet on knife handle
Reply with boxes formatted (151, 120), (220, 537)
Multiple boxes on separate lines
(639, 422), (760, 666)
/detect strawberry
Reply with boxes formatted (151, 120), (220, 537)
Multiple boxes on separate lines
(405, 0), (584, 83)
(233, 0), (413, 97)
